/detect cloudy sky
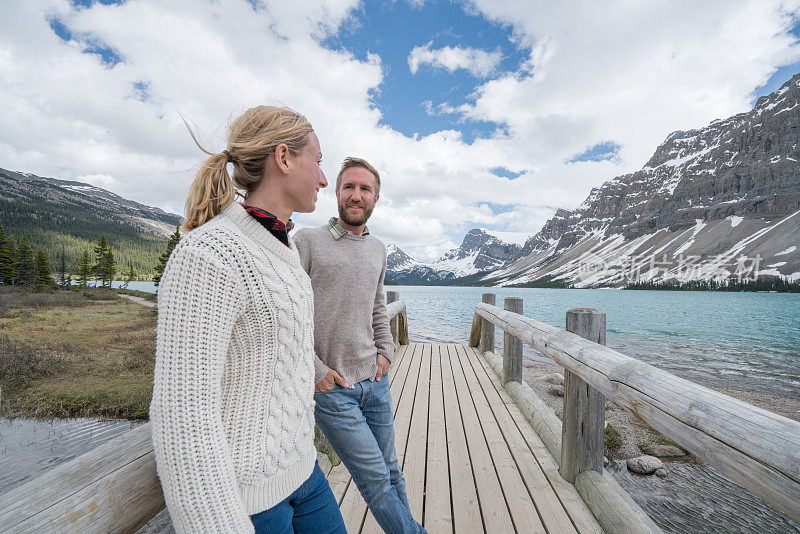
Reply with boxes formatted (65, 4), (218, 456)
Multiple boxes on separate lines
(2, 0), (800, 261)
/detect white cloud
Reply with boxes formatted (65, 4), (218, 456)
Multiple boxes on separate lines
(1, 0), (799, 263)
(408, 41), (503, 78)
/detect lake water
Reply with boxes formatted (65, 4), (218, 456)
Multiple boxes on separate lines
(126, 282), (800, 396)
(390, 285), (800, 397)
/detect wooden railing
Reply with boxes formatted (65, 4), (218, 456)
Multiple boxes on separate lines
(469, 293), (800, 526)
(0, 294), (411, 534)
(386, 290), (409, 346)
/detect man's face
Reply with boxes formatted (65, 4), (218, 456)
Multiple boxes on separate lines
(337, 167), (379, 226)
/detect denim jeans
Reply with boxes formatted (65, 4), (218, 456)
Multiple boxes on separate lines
(314, 373), (426, 534)
(250, 462), (346, 534)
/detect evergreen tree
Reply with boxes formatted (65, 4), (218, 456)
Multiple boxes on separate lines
(93, 233), (109, 285)
(93, 233), (118, 287)
(121, 263), (134, 289)
(0, 220), (7, 284)
(57, 245), (68, 289)
(13, 234), (36, 287)
(76, 250), (93, 288)
(1, 235), (16, 285)
(34, 250), (55, 292)
(102, 248), (116, 287)
(153, 226), (181, 286)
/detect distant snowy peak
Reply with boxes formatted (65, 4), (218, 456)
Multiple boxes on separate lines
(434, 229), (521, 277)
(385, 229), (523, 283)
(386, 243), (422, 270)
(385, 243), (450, 284)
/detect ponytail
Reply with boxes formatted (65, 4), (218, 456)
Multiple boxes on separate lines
(182, 152), (237, 232)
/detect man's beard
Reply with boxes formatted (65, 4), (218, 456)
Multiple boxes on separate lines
(338, 199), (374, 226)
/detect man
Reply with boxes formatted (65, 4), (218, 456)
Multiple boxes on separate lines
(294, 157), (425, 534)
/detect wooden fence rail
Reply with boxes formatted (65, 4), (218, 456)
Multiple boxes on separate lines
(470, 297), (800, 524)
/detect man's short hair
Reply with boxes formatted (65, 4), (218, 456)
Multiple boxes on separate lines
(336, 157), (381, 194)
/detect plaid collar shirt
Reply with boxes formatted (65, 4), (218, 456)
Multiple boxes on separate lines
(327, 217), (369, 240)
(242, 205), (294, 247)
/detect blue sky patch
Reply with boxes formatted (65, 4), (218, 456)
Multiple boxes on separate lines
(131, 81), (151, 102)
(48, 15), (123, 67)
(568, 141), (621, 163)
(83, 39), (123, 67)
(48, 17), (72, 42)
(489, 167), (525, 180)
(70, 0), (125, 8)
(482, 202), (516, 215)
(323, 0), (527, 144)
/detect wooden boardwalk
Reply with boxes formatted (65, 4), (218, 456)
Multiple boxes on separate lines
(327, 342), (604, 534)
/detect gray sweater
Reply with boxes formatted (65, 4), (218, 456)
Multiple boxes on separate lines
(293, 225), (395, 386)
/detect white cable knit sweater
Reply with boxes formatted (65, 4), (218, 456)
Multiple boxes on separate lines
(150, 203), (318, 534)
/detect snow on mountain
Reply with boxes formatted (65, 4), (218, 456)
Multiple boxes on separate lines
(485, 73), (800, 287)
(386, 230), (522, 284)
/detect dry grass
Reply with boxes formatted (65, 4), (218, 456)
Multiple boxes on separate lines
(0, 287), (156, 419)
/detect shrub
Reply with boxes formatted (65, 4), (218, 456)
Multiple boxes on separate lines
(0, 335), (65, 391)
(605, 423), (623, 453)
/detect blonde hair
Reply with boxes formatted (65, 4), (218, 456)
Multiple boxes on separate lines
(336, 156), (381, 194)
(182, 106), (313, 232)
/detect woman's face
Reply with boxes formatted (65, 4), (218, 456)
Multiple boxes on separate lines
(287, 131), (327, 213)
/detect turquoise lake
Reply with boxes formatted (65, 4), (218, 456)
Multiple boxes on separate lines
(124, 281), (800, 397)
(389, 286), (800, 397)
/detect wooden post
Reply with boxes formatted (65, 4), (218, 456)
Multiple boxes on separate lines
(468, 312), (482, 347)
(560, 308), (606, 484)
(398, 307), (409, 345)
(478, 293), (495, 354)
(503, 297), (523, 385)
(387, 291), (399, 346)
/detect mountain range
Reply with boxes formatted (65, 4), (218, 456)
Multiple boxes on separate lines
(388, 73), (800, 287)
(386, 229), (521, 284)
(0, 168), (181, 277)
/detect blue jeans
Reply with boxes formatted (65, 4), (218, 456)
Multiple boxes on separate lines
(314, 374), (426, 534)
(250, 462), (346, 534)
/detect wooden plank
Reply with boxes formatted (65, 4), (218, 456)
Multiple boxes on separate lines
(402, 343), (431, 523)
(473, 348), (604, 534)
(424, 344), (452, 533)
(338, 477), (368, 533)
(474, 303), (800, 522)
(447, 344), (515, 533)
(0, 423), (163, 533)
(466, 347), (587, 534)
(441, 344), (484, 533)
(454, 344), (546, 534)
(328, 462), (353, 505)
(480, 349), (659, 534)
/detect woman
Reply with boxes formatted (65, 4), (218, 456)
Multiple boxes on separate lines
(150, 106), (346, 534)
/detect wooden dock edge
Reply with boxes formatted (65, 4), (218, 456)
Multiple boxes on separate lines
(0, 423), (162, 534)
(481, 349), (661, 534)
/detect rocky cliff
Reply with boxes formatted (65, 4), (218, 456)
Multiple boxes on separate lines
(489, 73), (800, 287)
